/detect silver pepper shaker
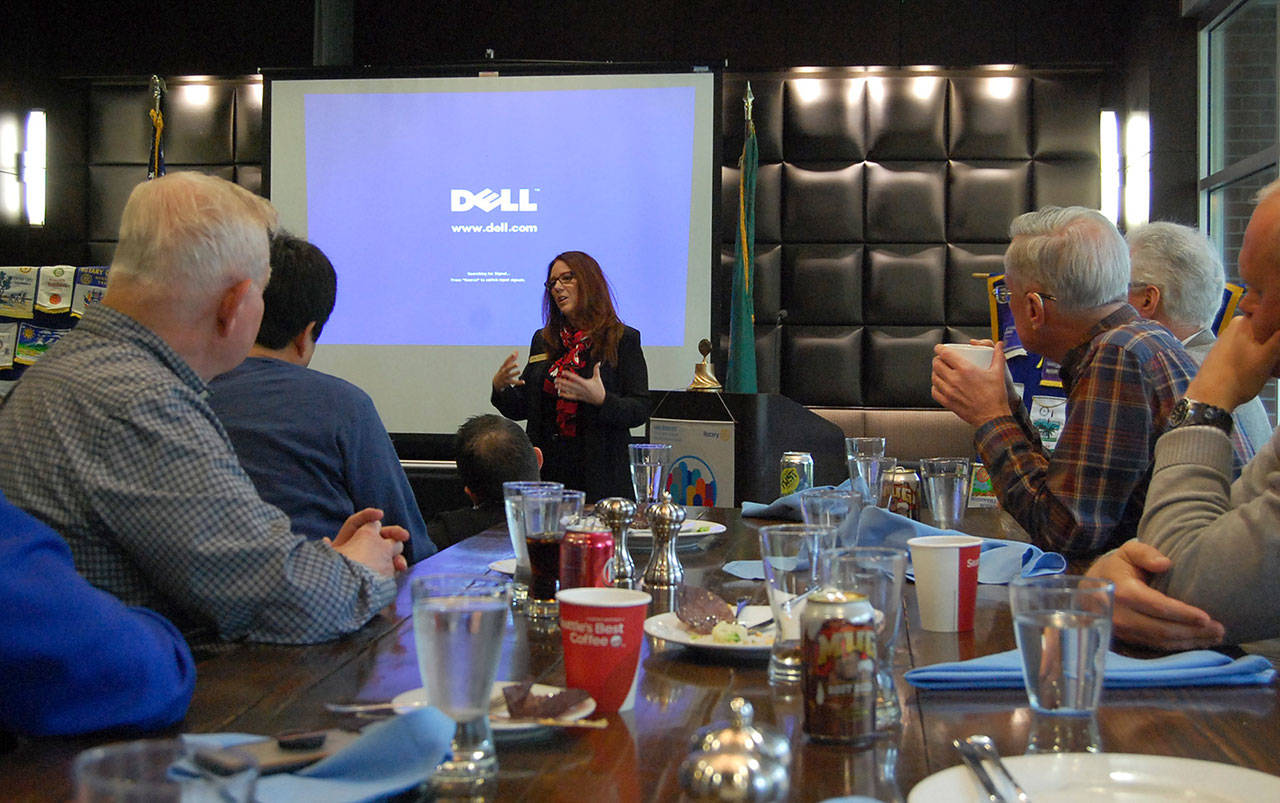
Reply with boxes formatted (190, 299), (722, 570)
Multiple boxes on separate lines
(679, 697), (791, 801)
(642, 491), (685, 590)
(595, 497), (636, 589)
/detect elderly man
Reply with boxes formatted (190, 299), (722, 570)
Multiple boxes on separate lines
(1127, 221), (1271, 454)
(0, 173), (406, 646)
(208, 234), (435, 564)
(1089, 180), (1280, 651)
(427, 414), (542, 549)
(932, 206), (1248, 560)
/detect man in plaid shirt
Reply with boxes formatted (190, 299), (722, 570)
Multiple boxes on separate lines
(931, 207), (1250, 560)
(0, 173), (408, 645)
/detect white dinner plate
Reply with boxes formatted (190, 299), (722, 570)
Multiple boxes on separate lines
(487, 558), (516, 576)
(643, 606), (775, 655)
(392, 682), (596, 733)
(908, 752), (1280, 802)
(627, 520), (727, 541)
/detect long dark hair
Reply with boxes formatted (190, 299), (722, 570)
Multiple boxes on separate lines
(540, 251), (624, 365)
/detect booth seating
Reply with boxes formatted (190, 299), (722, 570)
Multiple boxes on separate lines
(809, 407), (976, 463)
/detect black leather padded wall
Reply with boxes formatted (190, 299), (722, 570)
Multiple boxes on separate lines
(85, 77), (262, 265)
(718, 70), (1102, 408)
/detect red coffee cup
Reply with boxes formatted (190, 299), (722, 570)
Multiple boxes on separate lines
(557, 587), (651, 713)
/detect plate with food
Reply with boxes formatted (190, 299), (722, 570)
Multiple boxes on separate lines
(626, 519), (727, 542)
(643, 585), (774, 654)
(391, 681), (596, 733)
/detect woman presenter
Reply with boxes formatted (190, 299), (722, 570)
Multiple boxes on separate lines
(491, 251), (650, 502)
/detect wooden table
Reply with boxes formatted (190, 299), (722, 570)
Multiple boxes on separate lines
(5, 509), (1278, 801)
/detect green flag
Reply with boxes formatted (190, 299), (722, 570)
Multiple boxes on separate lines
(726, 92), (758, 394)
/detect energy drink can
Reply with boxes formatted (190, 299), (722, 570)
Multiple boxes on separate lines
(780, 451), (814, 496)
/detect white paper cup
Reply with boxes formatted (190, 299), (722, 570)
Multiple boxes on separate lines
(908, 534), (982, 632)
(940, 343), (994, 369)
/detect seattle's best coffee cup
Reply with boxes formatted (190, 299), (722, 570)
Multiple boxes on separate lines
(908, 534), (982, 632)
(557, 587), (651, 713)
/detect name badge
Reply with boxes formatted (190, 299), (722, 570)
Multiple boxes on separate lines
(529, 353), (548, 364)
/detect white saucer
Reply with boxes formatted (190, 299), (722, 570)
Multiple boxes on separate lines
(487, 558), (517, 576)
(391, 682), (596, 733)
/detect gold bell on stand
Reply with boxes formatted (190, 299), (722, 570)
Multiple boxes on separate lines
(688, 338), (722, 392)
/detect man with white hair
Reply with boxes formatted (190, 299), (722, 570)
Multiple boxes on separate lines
(1127, 221), (1271, 453)
(0, 172), (407, 646)
(932, 206), (1249, 560)
(1088, 180), (1280, 650)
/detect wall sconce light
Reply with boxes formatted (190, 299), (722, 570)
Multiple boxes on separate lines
(0, 115), (19, 222)
(1100, 110), (1121, 225)
(1123, 111), (1151, 229)
(24, 110), (47, 227)
(0, 110), (45, 226)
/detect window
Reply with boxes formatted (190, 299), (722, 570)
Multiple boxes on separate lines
(1202, 0), (1279, 420)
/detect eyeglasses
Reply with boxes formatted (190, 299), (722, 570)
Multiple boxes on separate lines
(545, 272), (576, 290)
(992, 286), (1057, 304)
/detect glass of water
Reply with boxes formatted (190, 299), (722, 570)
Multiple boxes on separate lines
(920, 457), (972, 529)
(1009, 575), (1114, 717)
(758, 523), (831, 685)
(628, 443), (672, 527)
(503, 480), (564, 605)
(412, 574), (511, 796)
(798, 487), (866, 548)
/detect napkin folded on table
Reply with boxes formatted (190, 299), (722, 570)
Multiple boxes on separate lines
(904, 648), (1276, 690)
(736, 493), (1066, 585)
(741, 478), (874, 521)
(182, 706), (453, 803)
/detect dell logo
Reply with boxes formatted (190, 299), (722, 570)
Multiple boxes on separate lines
(450, 188), (539, 213)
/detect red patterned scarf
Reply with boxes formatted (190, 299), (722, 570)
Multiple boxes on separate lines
(545, 327), (592, 437)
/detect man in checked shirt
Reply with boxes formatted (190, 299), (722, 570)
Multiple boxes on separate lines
(930, 206), (1251, 561)
(0, 172), (408, 646)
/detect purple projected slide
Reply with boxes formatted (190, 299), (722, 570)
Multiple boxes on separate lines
(303, 86), (696, 346)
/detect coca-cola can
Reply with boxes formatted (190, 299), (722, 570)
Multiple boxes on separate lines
(560, 526), (615, 589)
(885, 466), (920, 520)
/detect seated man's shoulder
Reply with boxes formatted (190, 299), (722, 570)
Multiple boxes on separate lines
(1095, 319), (1192, 365)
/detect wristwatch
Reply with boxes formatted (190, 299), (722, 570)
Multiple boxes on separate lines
(1168, 397), (1234, 435)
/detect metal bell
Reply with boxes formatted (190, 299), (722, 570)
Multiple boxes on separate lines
(679, 698), (790, 802)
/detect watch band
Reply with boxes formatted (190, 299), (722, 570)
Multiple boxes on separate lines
(1168, 397), (1234, 436)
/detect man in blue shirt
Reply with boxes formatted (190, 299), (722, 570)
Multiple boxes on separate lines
(1, 490), (194, 736)
(208, 234), (435, 562)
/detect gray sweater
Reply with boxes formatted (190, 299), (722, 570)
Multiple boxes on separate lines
(1139, 424), (1280, 643)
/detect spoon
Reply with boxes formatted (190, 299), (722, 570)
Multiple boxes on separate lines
(952, 738), (1005, 802)
(965, 734), (1031, 802)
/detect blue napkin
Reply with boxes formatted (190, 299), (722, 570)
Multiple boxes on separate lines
(183, 707), (453, 803)
(905, 649), (1276, 690)
(743, 477), (881, 520)
(857, 507), (1066, 585)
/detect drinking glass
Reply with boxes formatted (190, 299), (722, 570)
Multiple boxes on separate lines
(818, 546), (909, 730)
(798, 487), (865, 548)
(1009, 576), (1114, 717)
(522, 487), (564, 620)
(503, 480), (564, 605)
(74, 738), (258, 803)
(919, 457), (972, 530)
(560, 489), (586, 529)
(845, 437), (886, 498)
(629, 443), (672, 527)
(413, 574), (510, 796)
(758, 524), (830, 684)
